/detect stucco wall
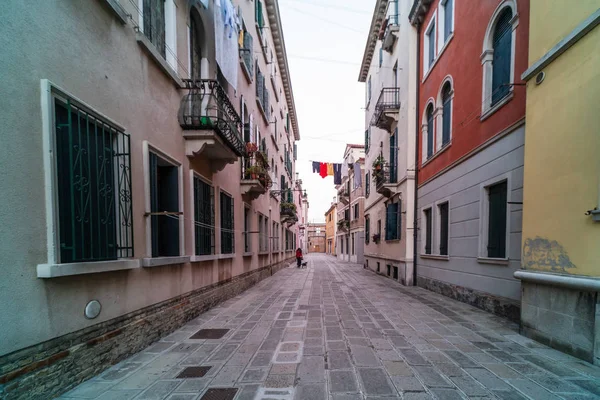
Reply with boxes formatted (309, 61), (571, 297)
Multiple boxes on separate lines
(0, 0), (298, 357)
(417, 126), (524, 301)
(521, 6), (600, 277)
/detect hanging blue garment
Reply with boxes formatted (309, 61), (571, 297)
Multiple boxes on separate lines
(312, 161), (320, 174)
(333, 163), (342, 185)
(354, 162), (362, 188)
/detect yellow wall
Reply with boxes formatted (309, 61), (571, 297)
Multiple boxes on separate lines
(325, 209), (336, 253)
(521, 5), (600, 277)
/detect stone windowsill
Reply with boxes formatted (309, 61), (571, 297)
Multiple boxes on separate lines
(101, 0), (128, 24)
(477, 257), (509, 266)
(37, 259), (140, 278)
(420, 254), (450, 261)
(142, 256), (191, 267)
(422, 141), (452, 167)
(190, 254), (236, 262)
(480, 92), (514, 122)
(136, 32), (184, 88)
(258, 251), (270, 255)
(243, 252), (253, 257)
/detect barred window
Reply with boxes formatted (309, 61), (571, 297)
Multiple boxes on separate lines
(54, 97), (133, 263)
(194, 176), (214, 255)
(220, 191), (235, 254)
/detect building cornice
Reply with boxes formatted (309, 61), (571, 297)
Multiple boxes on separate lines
(358, 0), (389, 82)
(265, 0), (300, 140)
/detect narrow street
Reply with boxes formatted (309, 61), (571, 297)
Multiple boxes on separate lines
(59, 254), (600, 400)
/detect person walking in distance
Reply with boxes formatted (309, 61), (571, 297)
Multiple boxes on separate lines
(296, 248), (303, 268)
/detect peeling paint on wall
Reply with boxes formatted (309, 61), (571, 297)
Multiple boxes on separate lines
(522, 237), (576, 272)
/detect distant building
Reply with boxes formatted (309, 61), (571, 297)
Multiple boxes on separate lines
(516, 3), (600, 364)
(325, 203), (337, 255)
(336, 144), (366, 264)
(409, 0), (530, 321)
(307, 223), (327, 253)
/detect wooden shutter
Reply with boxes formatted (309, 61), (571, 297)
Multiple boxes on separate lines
(492, 8), (513, 105)
(487, 182), (507, 258)
(439, 202), (449, 255)
(149, 152), (159, 257)
(390, 130), (397, 183)
(427, 106), (434, 158)
(424, 209), (432, 254)
(365, 216), (370, 243)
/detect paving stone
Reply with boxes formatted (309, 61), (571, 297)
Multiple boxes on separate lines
(464, 368), (512, 391)
(173, 378), (210, 393)
(303, 346), (325, 356)
(294, 383), (326, 400)
(327, 341), (347, 350)
(429, 388), (465, 400)
(240, 368), (268, 381)
(136, 380), (180, 400)
(402, 391), (435, 399)
(270, 363), (298, 375)
(443, 350), (479, 368)
(264, 374), (296, 388)
(357, 368), (396, 395)
(529, 375), (585, 393)
(413, 366), (453, 387)
(250, 352), (274, 367)
(506, 379), (562, 400)
(350, 346), (380, 366)
(450, 374), (489, 396)
(571, 380), (600, 396)
(297, 356), (325, 382)
(520, 354), (581, 377)
(165, 394), (197, 400)
(390, 376), (425, 392)
(491, 390), (528, 400)
(304, 337), (323, 346)
(331, 394), (362, 400)
(382, 360), (414, 376)
(399, 348), (431, 365)
(209, 365), (243, 385)
(95, 390), (142, 400)
(327, 351), (353, 370)
(481, 363), (520, 379)
(329, 370), (359, 393)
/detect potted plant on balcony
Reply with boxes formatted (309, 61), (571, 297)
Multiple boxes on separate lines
(246, 142), (258, 155)
(372, 155), (386, 181)
(256, 151), (270, 169)
(280, 202), (297, 217)
(245, 165), (262, 180)
(372, 233), (381, 243)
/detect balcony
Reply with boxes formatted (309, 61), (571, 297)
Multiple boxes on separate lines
(337, 219), (349, 233)
(373, 163), (398, 198)
(370, 88), (400, 132)
(338, 188), (349, 205)
(241, 150), (271, 201)
(280, 202), (298, 226)
(381, 17), (399, 52)
(178, 79), (245, 172)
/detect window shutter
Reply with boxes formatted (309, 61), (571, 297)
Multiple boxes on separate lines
(149, 152), (159, 257)
(492, 8), (513, 105)
(286, 113), (290, 132)
(428, 22), (435, 65)
(424, 209), (432, 254)
(439, 202), (449, 255)
(365, 217), (370, 243)
(442, 86), (452, 146)
(444, 0), (453, 40)
(427, 106), (434, 158)
(379, 47), (383, 67)
(487, 182), (507, 258)
(397, 200), (402, 240)
(389, 130), (397, 183)
(293, 144), (297, 160)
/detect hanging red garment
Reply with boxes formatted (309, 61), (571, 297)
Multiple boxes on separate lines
(319, 162), (328, 178)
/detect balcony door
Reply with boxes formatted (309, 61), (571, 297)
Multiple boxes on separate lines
(190, 11), (203, 80)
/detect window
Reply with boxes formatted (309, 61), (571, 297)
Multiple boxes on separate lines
(425, 18), (436, 70)
(491, 8), (513, 105)
(244, 207), (251, 252)
(352, 233), (355, 255)
(379, 47), (383, 68)
(385, 201), (401, 241)
(255, 0), (265, 30)
(441, 82), (452, 146)
(54, 96), (133, 263)
(194, 176), (214, 256)
(220, 191), (234, 254)
(377, 262), (380, 272)
(149, 152), (180, 257)
(365, 171), (370, 197)
(344, 208), (350, 222)
(367, 76), (372, 104)
(487, 181), (507, 258)
(426, 103), (435, 159)
(365, 215), (370, 244)
(390, 129), (398, 183)
(438, 202), (449, 256)
(273, 222), (279, 251)
(482, 1), (516, 114)
(259, 214), (268, 252)
(189, 11), (202, 80)
(442, 0), (453, 42)
(143, 0), (166, 57)
(377, 219), (382, 236)
(353, 204), (359, 220)
(424, 208), (432, 254)
(365, 128), (370, 153)
(346, 236), (349, 255)
(387, 265), (391, 276)
(393, 266), (398, 280)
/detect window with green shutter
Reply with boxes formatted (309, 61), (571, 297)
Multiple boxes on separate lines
(220, 191), (235, 254)
(487, 181), (507, 258)
(424, 208), (432, 254)
(194, 176), (214, 256)
(385, 202), (400, 241)
(365, 216), (370, 244)
(439, 202), (449, 256)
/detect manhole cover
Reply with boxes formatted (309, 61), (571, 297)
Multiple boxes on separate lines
(176, 366), (212, 378)
(200, 388), (238, 400)
(190, 329), (230, 339)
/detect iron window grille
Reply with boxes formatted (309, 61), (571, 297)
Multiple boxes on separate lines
(54, 98), (133, 263)
(220, 191), (235, 254)
(194, 176), (215, 256)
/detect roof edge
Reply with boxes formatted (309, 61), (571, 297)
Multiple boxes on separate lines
(358, 0), (389, 82)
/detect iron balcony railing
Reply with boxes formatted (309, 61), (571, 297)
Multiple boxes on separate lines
(178, 79), (245, 156)
(374, 163), (398, 188)
(370, 87), (401, 127)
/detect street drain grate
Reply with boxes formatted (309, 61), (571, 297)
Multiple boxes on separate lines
(176, 366), (212, 378)
(199, 388), (238, 400)
(190, 329), (230, 339)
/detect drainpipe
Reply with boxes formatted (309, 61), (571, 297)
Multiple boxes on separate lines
(412, 23), (421, 287)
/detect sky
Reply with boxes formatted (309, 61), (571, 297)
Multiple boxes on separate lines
(278, 0), (373, 223)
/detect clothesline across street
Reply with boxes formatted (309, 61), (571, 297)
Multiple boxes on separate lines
(309, 161), (362, 188)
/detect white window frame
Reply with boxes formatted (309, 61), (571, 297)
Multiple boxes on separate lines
(37, 80), (140, 278)
(481, 0), (519, 118)
(420, 205), (434, 255)
(138, 0), (178, 70)
(439, 0), (455, 46)
(142, 141), (186, 265)
(478, 172), (512, 263)
(423, 11), (437, 75)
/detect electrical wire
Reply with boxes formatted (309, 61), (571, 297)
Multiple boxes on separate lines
(282, 4), (366, 34)
(280, 0), (372, 14)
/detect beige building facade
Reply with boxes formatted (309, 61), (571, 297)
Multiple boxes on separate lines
(0, 0), (302, 398)
(336, 145), (366, 264)
(325, 203), (337, 255)
(359, 0), (417, 285)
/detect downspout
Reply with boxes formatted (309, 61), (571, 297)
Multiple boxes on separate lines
(412, 23), (421, 287)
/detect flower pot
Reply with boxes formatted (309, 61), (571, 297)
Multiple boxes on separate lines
(375, 165), (382, 171)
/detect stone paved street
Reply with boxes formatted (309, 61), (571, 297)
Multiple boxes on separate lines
(60, 255), (600, 400)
